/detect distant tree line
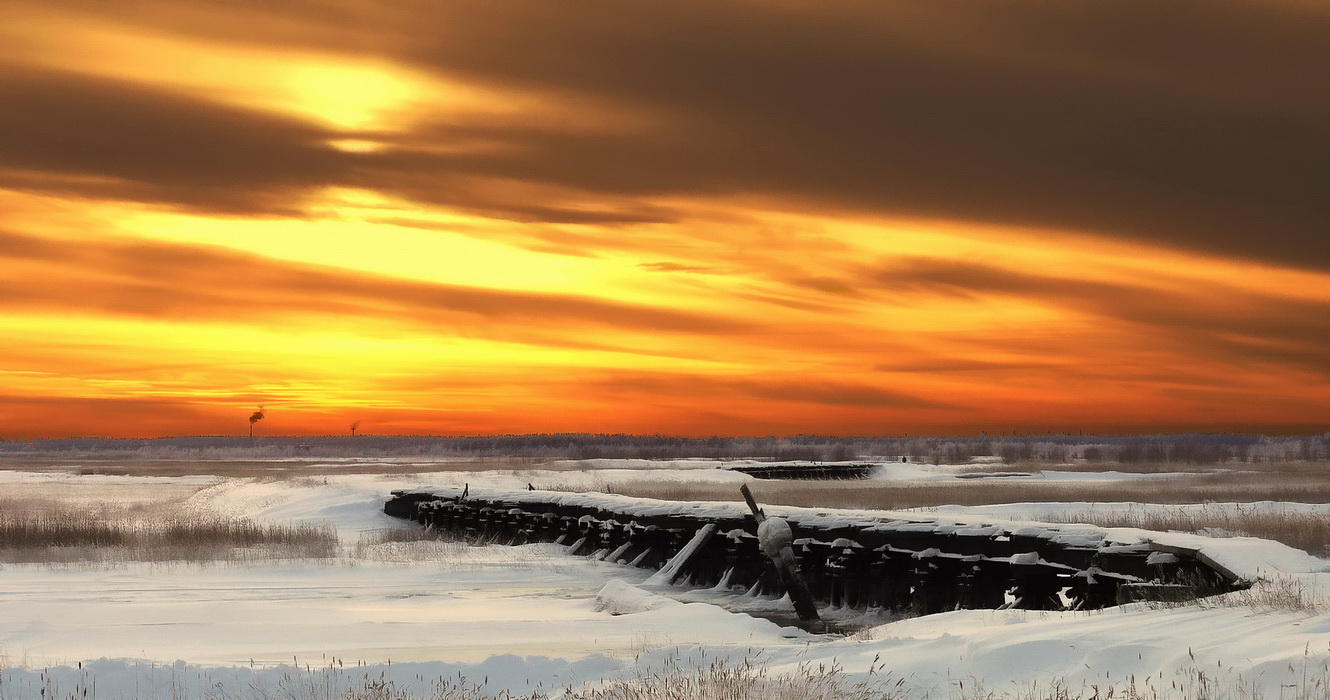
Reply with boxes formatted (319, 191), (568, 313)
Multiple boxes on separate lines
(0, 432), (1326, 465)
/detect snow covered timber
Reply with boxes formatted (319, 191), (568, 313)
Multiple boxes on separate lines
(385, 487), (1248, 615)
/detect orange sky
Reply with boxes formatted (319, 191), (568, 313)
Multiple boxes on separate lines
(1, 1), (1328, 438)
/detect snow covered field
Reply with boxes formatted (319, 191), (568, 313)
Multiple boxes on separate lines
(2, 460), (1329, 699)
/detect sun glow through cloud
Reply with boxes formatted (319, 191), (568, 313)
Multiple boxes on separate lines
(0, 12), (483, 134)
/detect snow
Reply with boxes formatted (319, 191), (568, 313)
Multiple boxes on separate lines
(0, 547), (641, 666)
(756, 517), (793, 558)
(842, 605), (1330, 697)
(595, 579), (680, 614)
(2, 462), (1330, 698)
(868, 461), (965, 481)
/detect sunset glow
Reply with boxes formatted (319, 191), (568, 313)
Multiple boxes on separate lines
(2, 1), (1327, 438)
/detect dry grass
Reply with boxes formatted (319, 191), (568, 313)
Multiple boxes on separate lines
(349, 527), (471, 564)
(960, 460), (1330, 476)
(1224, 575), (1325, 614)
(14, 651), (1330, 700)
(563, 471), (1330, 510)
(558, 655), (901, 700)
(1044, 505), (1330, 557)
(0, 483), (207, 518)
(0, 506), (338, 564)
(322, 655), (904, 700)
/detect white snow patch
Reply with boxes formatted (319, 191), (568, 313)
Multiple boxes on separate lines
(595, 579), (681, 614)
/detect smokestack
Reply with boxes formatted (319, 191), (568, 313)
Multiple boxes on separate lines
(350, 420), (361, 437)
(248, 406), (265, 437)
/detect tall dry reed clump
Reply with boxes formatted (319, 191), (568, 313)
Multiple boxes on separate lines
(0, 507), (337, 564)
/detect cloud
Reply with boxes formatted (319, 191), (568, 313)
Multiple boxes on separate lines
(4, 1), (1330, 436)
(0, 67), (350, 214)
(0, 394), (223, 438)
(9, 1), (1329, 267)
(638, 262), (716, 274)
(0, 230), (753, 339)
(385, 0), (1330, 269)
(875, 359), (1060, 374)
(867, 257), (1330, 376)
(583, 372), (956, 411)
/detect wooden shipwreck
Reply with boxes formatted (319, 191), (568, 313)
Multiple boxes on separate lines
(384, 487), (1248, 616)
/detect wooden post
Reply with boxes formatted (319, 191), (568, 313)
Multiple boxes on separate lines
(740, 483), (764, 519)
(740, 484), (821, 624)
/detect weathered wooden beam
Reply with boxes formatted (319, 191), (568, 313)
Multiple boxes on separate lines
(646, 523), (717, 585)
(1147, 542), (1248, 587)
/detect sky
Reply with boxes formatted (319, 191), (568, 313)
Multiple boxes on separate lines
(1, 0), (1328, 439)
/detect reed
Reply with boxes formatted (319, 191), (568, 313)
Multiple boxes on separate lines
(0, 507), (338, 564)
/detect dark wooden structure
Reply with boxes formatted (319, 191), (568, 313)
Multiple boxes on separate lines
(727, 463), (877, 480)
(384, 488), (1247, 615)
